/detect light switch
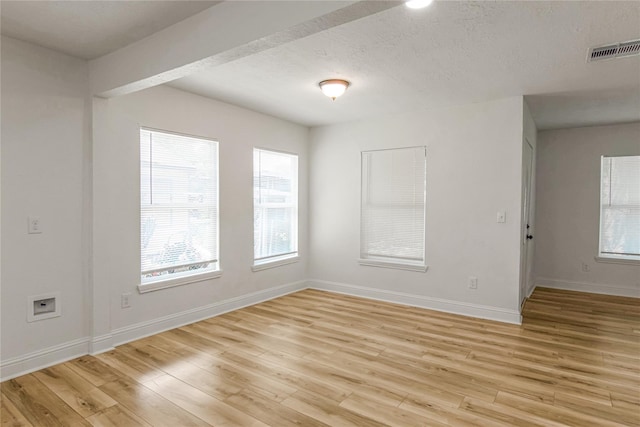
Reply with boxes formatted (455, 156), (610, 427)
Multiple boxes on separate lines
(28, 216), (42, 234)
(497, 211), (506, 223)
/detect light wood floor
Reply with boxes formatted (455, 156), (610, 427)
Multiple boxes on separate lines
(2, 287), (639, 426)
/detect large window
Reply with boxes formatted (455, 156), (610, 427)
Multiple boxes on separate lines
(140, 128), (219, 288)
(360, 146), (427, 271)
(253, 148), (298, 268)
(599, 155), (640, 261)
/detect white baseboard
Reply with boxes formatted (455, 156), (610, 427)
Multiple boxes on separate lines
(535, 277), (640, 298)
(111, 280), (307, 346)
(0, 280), (306, 381)
(1, 337), (90, 382)
(1, 279), (533, 381)
(308, 280), (522, 324)
(89, 334), (115, 356)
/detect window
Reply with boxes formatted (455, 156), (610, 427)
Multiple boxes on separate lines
(253, 148), (298, 269)
(360, 146), (427, 271)
(140, 128), (219, 290)
(599, 155), (640, 261)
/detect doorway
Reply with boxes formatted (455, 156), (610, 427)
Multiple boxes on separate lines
(520, 138), (534, 309)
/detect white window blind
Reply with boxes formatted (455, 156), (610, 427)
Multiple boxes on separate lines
(599, 155), (640, 259)
(361, 146), (426, 267)
(140, 128), (219, 282)
(253, 149), (298, 264)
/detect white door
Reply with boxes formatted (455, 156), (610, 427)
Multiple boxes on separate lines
(520, 140), (534, 309)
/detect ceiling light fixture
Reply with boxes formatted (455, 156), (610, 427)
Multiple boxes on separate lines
(405, 0), (434, 9)
(319, 79), (350, 100)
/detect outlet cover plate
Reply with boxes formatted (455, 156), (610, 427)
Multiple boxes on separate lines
(28, 216), (42, 234)
(121, 292), (132, 308)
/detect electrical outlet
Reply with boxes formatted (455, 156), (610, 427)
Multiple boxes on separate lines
(469, 276), (478, 289)
(581, 263), (591, 273)
(121, 293), (132, 308)
(28, 216), (42, 234)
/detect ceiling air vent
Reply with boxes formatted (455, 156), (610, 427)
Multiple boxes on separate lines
(588, 39), (640, 62)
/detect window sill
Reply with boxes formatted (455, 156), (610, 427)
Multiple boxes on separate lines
(252, 255), (299, 272)
(594, 255), (640, 266)
(138, 269), (223, 294)
(358, 258), (428, 272)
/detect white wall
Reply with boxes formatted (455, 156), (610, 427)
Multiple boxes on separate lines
(93, 85), (310, 344)
(1, 37), (89, 361)
(1, 38), (311, 378)
(308, 97), (526, 322)
(534, 122), (640, 297)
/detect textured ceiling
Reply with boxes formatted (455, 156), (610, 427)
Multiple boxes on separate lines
(1, 1), (639, 130)
(0, 1), (219, 59)
(170, 1), (640, 129)
(526, 88), (640, 131)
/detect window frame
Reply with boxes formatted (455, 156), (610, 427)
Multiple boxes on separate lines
(138, 127), (221, 293)
(359, 146), (428, 272)
(597, 154), (640, 264)
(252, 147), (299, 271)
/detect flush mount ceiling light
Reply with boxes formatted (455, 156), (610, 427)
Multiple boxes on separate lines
(405, 0), (434, 9)
(319, 79), (350, 100)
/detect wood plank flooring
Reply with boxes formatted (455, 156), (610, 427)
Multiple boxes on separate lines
(2, 287), (639, 426)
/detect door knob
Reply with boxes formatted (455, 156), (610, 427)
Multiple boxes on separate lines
(526, 234), (533, 240)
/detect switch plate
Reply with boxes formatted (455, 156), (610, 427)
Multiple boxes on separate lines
(28, 216), (42, 234)
(496, 211), (506, 223)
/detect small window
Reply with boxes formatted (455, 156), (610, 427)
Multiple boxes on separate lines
(599, 155), (640, 261)
(140, 128), (219, 288)
(253, 148), (299, 269)
(360, 146), (427, 271)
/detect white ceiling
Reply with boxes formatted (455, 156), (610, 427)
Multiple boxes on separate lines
(169, 1), (640, 129)
(2, 1), (639, 130)
(1, 1), (219, 59)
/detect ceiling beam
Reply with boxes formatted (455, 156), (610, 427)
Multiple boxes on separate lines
(89, 1), (399, 98)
